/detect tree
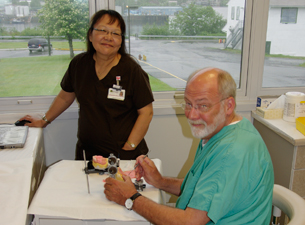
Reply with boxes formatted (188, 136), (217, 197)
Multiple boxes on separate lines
(12, 0), (28, 6)
(115, 0), (168, 7)
(171, 3), (226, 36)
(220, 0), (230, 7)
(38, 0), (89, 58)
(12, 0), (20, 5)
(142, 23), (170, 35)
(30, 0), (41, 10)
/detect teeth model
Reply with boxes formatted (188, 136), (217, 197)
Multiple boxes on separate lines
(115, 167), (124, 181)
(92, 155), (108, 170)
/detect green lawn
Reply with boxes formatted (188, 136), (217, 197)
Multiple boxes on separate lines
(0, 54), (175, 97)
(0, 40), (86, 50)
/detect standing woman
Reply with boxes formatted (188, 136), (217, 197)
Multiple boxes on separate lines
(20, 10), (154, 160)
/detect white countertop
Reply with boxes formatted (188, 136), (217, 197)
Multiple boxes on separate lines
(28, 159), (163, 222)
(252, 111), (305, 146)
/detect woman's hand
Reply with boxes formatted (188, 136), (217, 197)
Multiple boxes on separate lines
(18, 115), (48, 128)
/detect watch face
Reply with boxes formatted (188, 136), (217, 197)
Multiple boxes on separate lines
(125, 198), (133, 210)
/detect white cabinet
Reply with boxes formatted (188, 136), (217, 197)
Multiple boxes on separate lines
(252, 111), (305, 199)
(0, 127), (46, 225)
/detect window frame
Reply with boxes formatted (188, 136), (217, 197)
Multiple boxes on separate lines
(1, 0), (305, 116)
(280, 7), (298, 24)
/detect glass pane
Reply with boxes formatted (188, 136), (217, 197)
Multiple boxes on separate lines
(115, 0), (245, 92)
(0, 0), (89, 98)
(263, 2), (305, 88)
(281, 8), (297, 24)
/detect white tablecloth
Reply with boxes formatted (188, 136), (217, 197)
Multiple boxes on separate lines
(28, 159), (162, 222)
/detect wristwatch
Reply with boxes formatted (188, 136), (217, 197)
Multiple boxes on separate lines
(127, 140), (136, 148)
(125, 192), (142, 210)
(42, 114), (51, 124)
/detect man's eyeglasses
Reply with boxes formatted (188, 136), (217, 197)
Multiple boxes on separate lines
(93, 28), (122, 39)
(181, 98), (227, 113)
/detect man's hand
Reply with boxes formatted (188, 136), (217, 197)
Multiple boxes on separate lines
(135, 156), (163, 188)
(104, 174), (138, 206)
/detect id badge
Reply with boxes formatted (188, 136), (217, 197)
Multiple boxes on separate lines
(108, 88), (125, 101)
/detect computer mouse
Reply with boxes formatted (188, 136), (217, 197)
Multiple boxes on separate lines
(15, 119), (31, 126)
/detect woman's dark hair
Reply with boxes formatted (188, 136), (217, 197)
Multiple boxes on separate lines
(86, 10), (127, 56)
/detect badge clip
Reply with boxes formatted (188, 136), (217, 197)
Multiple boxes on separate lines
(112, 84), (122, 91)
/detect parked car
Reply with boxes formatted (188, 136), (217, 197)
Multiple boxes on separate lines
(28, 38), (52, 53)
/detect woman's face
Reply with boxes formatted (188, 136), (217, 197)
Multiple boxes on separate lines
(89, 14), (122, 58)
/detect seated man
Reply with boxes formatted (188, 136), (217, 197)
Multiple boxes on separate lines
(104, 67), (274, 225)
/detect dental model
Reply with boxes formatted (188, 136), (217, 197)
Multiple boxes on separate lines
(92, 155), (108, 170)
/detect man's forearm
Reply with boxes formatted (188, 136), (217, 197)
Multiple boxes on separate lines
(132, 195), (209, 225)
(133, 196), (181, 225)
(156, 176), (183, 196)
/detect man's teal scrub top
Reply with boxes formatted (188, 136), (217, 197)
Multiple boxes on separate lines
(176, 118), (274, 224)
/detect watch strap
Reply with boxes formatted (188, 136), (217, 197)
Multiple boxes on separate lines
(130, 192), (142, 201)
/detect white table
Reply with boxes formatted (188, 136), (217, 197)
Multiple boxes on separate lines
(0, 126), (45, 225)
(28, 159), (163, 225)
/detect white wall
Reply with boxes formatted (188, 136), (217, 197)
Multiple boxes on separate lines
(223, 0), (245, 34)
(15, 6), (29, 17)
(0, 105), (252, 204)
(0, 104), (251, 206)
(41, 108), (251, 203)
(42, 113), (199, 174)
(267, 7), (305, 56)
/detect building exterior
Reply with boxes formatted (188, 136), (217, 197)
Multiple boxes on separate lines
(223, 0), (305, 57)
(138, 6), (183, 16)
(222, 0), (245, 50)
(266, 0), (305, 56)
(5, 4), (29, 17)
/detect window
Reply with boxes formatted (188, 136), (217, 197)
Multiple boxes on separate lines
(1, 0), (304, 115)
(117, 1), (245, 92)
(281, 8), (298, 24)
(262, 3), (305, 90)
(236, 6), (240, 20)
(1, 0), (89, 99)
(231, 6), (235, 20)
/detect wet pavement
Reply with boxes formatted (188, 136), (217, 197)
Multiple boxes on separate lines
(1, 38), (304, 89)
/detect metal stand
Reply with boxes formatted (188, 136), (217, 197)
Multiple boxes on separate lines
(134, 178), (146, 191)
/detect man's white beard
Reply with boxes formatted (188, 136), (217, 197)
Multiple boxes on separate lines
(188, 105), (226, 139)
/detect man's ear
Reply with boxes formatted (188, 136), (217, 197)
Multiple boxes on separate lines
(225, 97), (235, 115)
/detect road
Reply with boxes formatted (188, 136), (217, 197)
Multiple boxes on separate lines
(1, 38), (304, 89)
(0, 48), (83, 58)
(130, 38), (305, 88)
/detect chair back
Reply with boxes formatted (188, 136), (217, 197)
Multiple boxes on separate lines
(272, 184), (305, 225)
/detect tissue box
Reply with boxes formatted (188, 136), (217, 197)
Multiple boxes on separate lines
(257, 96), (279, 108)
(256, 107), (284, 119)
(296, 117), (305, 135)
